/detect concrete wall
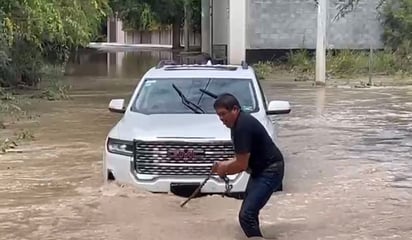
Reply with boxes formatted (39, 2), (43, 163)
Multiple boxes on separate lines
(246, 0), (384, 50)
(213, 0), (229, 45)
(125, 30), (173, 45)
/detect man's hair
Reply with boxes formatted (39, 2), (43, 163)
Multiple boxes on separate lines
(213, 93), (241, 110)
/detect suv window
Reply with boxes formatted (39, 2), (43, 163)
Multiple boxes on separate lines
(131, 78), (259, 114)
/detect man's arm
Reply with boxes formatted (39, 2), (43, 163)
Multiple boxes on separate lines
(213, 123), (252, 176)
(222, 153), (250, 175)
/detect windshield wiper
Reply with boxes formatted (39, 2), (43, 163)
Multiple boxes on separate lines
(199, 88), (218, 99)
(172, 84), (205, 114)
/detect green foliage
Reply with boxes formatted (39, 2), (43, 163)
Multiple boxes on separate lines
(325, 49), (409, 76)
(327, 50), (368, 76)
(189, 0), (201, 32)
(380, 0), (412, 71)
(32, 64), (71, 100)
(109, 0), (160, 31)
(252, 61), (275, 80)
(0, 0), (111, 88)
(287, 49), (315, 73)
(152, 0), (185, 25)
(109, 0), (200, 49)
(254, 48), (411, 80)
(381, 0), (412, 49)
(109, 0), (201, 31)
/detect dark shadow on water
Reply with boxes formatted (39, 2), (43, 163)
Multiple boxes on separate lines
(261, 222), (308, 240)
(391, 184), (412, 189)
(232, 222), (308, 240)
(393, 176), (409, 182)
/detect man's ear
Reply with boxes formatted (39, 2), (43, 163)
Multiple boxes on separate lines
(233, 105), (241, 113)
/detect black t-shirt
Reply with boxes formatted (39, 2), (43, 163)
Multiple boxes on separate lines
(230, 111), (284, 177)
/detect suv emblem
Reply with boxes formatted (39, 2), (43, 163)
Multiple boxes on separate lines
(168, 149), (202, 160)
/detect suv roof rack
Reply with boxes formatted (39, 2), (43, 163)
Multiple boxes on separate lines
(155, 59), (249, 70)
(241, 60), (248, 69)
(164, 65), (238, 71)
(156, 60), (178, 69)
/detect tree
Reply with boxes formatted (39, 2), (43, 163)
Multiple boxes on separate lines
(151, 0), (185, 49)
(0, 0), (111, 88)
(380, 0), (412, 69)
(108, 0), (160, 31)
(108, 0), (182, 49)
(109, 0), (201, 49)
(313, 0), (389, 20)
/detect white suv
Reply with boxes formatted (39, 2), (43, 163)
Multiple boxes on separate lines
(102, 60), (291, 198)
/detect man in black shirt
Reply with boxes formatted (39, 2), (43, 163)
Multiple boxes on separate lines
(211, 93), (284, 238)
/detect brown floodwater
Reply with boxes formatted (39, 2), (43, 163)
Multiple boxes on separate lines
(0, 49), (411, 240)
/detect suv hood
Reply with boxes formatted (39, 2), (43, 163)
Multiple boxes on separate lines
(113, 113), (231, 140)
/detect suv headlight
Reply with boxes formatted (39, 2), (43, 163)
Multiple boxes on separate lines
(107, 138), (133, 156)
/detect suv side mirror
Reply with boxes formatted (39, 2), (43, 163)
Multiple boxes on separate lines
(109, 99), (126, 113)
(266, 100), (291, 115)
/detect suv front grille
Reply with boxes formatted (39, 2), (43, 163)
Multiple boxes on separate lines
(133, 140), (234, 176)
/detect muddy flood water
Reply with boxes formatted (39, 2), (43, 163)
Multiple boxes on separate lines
(0, 49), (411, 240)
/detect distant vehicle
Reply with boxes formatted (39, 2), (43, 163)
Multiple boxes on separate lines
(102, 60), (291, 198)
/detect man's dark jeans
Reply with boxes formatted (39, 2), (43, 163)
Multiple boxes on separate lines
(238, 161), (284, 238)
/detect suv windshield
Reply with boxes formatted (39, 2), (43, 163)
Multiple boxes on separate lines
(131, 78), (258, 114)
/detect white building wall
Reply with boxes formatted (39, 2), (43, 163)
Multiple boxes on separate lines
(228, 0), (246, 64)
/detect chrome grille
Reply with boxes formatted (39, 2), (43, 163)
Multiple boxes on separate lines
(133, 140), (234, 176)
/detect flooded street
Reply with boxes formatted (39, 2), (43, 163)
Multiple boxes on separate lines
(0, 49), (411, 240)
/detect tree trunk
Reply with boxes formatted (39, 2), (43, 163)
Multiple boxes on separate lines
(172, 22), (181, 49)
(183, 2), (192, 51)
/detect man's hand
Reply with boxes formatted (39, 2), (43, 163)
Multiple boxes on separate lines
(211, 153), (250, 177)
(211, 161), (228, 177)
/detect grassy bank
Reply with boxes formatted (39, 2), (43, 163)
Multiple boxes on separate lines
(0, 64), (70, 153)
(0, 91), (37, 153)
(253, 49), (412, 86)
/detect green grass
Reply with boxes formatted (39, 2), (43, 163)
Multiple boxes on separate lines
(253, 49), (412, 81)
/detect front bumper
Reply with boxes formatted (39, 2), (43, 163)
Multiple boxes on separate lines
(103, 151), (249, 193)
